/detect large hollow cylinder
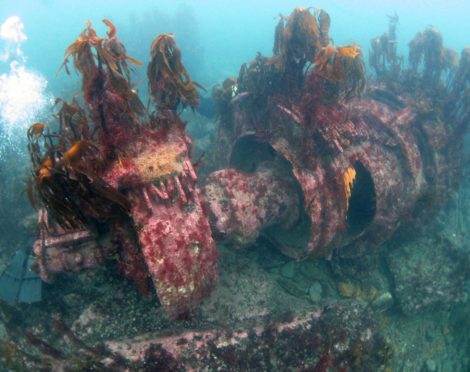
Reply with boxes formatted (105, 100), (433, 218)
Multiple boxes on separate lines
(209, 84), (460, 259)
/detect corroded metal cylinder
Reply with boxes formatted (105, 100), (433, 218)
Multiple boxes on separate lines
(209, 81), (460, 259)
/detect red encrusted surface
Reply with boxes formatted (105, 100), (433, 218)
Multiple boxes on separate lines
(104, 302), (390, 370)
(203, 166), (300, 247)
(212, 71), (459, 258)
(130, 187), (217, 318)
(102, 125), (217, 317)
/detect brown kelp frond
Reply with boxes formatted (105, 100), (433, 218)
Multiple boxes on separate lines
(27, 123), (51, 168)
(59, 19), (141, 82)
(27, 115), (128, 228)
(314, 44), (366, 99)
(408, 27), (458, 87)
(237, 52), (283, 104)
(59, 20), (145, 130)
(148, 33), (202, 112)
(242, 7), (330, 100)
(58, 20), (101, 76)
(316, 8), (331, 47)
(27, 123), (48, 142)
(451, 47), (470, 122)
(54, 98), (91, 143)
(369, 13), (401, 85)
(102, 19), (142, 81)
(278, 7), (321, 69)
(313, 44), (337, 73)
(453, 47), (470, 92)
(103, 18), (116, 38)
(338, 46), (360, 59)
(273, 14), (287, 56)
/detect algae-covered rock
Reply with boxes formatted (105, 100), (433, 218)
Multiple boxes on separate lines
(308, 282), (323, 303)
(387, 235), (468, 315)
(371, 292), (394, 312)
(280, 261), (296, 279)
(336, 281), (378, 302)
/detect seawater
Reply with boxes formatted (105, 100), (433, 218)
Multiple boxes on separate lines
(0, 1), (469, 371)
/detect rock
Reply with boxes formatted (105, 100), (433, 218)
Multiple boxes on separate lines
(424, 359), (437, 372)
(308, 282), (323, 302)
(277, 277), (307, 298)
(371, 292), (394, 312)
(107, 301), (392, 371)
(298, 258), (327, 280)
(281, 261), (296, 279)
(336, 281), (377, 302)
(387, 236), (468, 315)
(337, 281), (356, 297)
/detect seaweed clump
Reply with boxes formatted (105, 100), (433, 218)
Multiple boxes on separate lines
(27, 20), (202, 230)
(235, 7), (327, 105)
(313, 44), (366, 100)
(59, 19), (146, 143)
(408, 27), (458, 90)
(148, 33), (203, 116)
(452, 47), (470, 112)
(369, 13), (402, 89)
(27, 104), (129, 229)
(214, 7), (365, 115)
(449, 47), (470, 134)
(369, 17), (461, 117)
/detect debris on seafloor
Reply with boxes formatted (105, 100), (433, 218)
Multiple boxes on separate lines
(0, 250), (41, 306)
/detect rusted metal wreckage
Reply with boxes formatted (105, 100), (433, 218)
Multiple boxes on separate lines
(25, 7), (470, 369)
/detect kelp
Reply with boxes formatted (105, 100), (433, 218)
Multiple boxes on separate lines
(450, 47), (470, 124)
(280, 7), (321, 68)
(241, 7), (329, 103)
(369, 13), (402, 84)
(54, 98), (91, 145)
(28, 152), (129, 230)
(27, 101), (129, 229)
(408, 27), (458, 88)
(317, 9), (331, 47)
(148, 33), (202, 113)
(59, 20), (145, 134)
(273, 14), (287, 57)
(28, 21), (204, 228)
(237, 53), (283, 104)
(212, 77), (238, 119)
(272, 7), (324, 91)
(314, 44), (366, 100)
(57, 20), (98, 77)
(59, 19), (141, 83)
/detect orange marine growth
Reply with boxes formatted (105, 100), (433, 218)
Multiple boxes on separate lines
(338, 46), (360, 59)
(27, 123), (48, 141)
(343, 166), (357, 213)
(37, 158), (53, 180)
(103, 18), (116, 38)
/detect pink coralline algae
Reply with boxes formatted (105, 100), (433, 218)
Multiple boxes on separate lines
(104, 303), (390, 370)
(103, 126), (218, 318)
(203, 165), (301, 247)
(29, 22), (217, 318)
(29, 7), (470, 323)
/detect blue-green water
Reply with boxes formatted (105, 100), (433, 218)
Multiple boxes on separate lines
(0, 1), (469, 370)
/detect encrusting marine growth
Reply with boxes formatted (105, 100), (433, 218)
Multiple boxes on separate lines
(28, 19), (217, 319)
(20, 6), (470, 369)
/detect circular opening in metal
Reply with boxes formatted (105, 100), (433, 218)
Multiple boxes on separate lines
(347, 161), (376, 234)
